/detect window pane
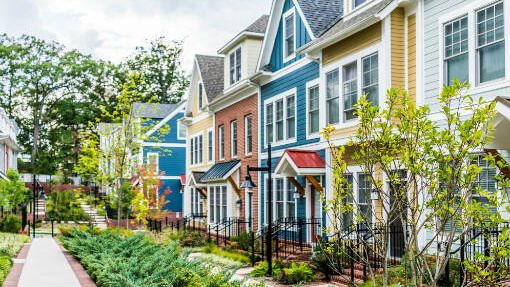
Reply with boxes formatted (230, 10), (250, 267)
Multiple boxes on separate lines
(216, 187), (221, 223)
(353, 0), (367, 8)
(285, 14), (295, 58)
(286, 96), (295, 139)
(266, 103), (273, 144)
(446, 53), (469, 85)
(245, 116), (252, 154)
(326, 69), (339, 124)
(230, 53), (235, 85)
(208, 131), (213, 161)
(342, 174), (353, 229)
(309, 85), (319, 133)
(222, 186), (227, 221)
(231, 121), (237, 157)
(362, 53), (379, 106)
(276, 100), (284, 141)
(343, 62), (357, 121)
(276, 179), (284, 220)
(286, 180), (296, 218)
(479, 41), (505, 83)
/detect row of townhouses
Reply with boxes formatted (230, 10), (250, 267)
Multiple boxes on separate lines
(0, 107), (20, 180)
(177, 0), (510, 252)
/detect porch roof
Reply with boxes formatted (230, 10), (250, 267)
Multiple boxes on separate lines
(200, 160), (241, 182)
(275, 149), (326, 176)
(187, 171), (206, 187)
(180, 174), (186, 185)
(488, 96), (510, 150)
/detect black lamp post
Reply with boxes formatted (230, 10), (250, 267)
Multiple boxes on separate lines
(32, 174), (36, 238)
(241, 143), (273, 276)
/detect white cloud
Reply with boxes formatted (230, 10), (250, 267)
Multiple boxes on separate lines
(0, 0), (272, 72)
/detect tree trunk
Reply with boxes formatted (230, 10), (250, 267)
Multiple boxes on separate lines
(32, 119), (40, 166)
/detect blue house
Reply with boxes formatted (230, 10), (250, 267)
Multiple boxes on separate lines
(254, 0), (342, 241)
(133, 102), (187, 214)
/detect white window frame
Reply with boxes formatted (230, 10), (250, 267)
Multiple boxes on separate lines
(437, 0), (510, 95)
(231, 120), (238, 158)
(283, 8), (297, 63)
(264, 174), (298, 223)
(208, 185), (228, 224)
(177, 120), (187, 140)
(229, 46), (242, 85)
(343, 165), (376, 226)
(219, 125), (225, 160)
(198, 82), (204, 109)
(207, 128), (214, 164)
(245, 114), (253, 156)
(263, 88), (298, 148)
(306, 79), (321, 139)
(321, 43), (382, 130)
(190, 132), (204, 167)
(147, 152), (159, 172)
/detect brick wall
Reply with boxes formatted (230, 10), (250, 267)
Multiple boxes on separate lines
(215, 93), (259, 230)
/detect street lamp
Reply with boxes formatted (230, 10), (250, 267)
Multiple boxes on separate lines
(241, 143), (273, 276)
(32, 174), (37, 238)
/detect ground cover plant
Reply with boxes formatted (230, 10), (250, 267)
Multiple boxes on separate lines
(46, 189), (91, 222)
(60, 229), (258, 287)
(202, 243), (251, 264)
(0, 232), (29, 285)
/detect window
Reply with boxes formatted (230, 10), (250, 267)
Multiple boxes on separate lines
(444, 17), (469, 85)
(308, 85), (320, 134)
(219, 125), (225, 160)
(275, 178), (284, 220)
(343, 62), (358, 121)
(342, 174), (354, 229)
(198, 83), (204, 109)
(286, 180), (296, 218)
(358, 173), (372, 226)
(266, 103), (274, 144)
(284, 10), (295, 60)
(208, 130), (213, 162)
(209, 186), (228, 223)
(147, 152), (159, 171)
(221, 186), (227, 222)
(353, 0), (367, 9)
(191, 188), (203, 216)
(477, 2), (505, 83)
(326, 69), (340, 124)
(190, 134), (203, 165)
(276, 99), (284, 141)
(231, 120), (238, 157)
(230, 47), (242, 84)
(245, 115), (252, 155)
(362, 53), (379, 106)
(286, 96), (295, 139)
(178, 121), (187, 139)
(209, 188), (215, 223)
(473, 155), (497, 194)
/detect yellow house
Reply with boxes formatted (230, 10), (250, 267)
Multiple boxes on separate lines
(299, 0), (419, 257)
(181, 55), (224, 222)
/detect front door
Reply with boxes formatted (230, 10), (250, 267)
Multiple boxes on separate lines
(389, 171), (407, 258)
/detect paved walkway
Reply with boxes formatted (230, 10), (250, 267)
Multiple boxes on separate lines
(17, 237), (81, 287)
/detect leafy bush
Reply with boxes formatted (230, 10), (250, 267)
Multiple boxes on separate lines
(230, 235), (240, 242)
(250, 258), (286, 277)
(278, 263), (315, 285)
(181, 231), (208, 247)
(60, 229), (248, 287)
(46, 189), (90, 222)
(0, 232), (29, 286)
(0, 215), (21, 233)
(0, 255), (12, 286)
(238, 231), (255, 251)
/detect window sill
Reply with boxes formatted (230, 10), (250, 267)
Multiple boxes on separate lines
(283, 54), (296, 64)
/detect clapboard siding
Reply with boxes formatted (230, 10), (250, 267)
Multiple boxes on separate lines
(260, 61), (320, 153)
(269, 0), (312, 72)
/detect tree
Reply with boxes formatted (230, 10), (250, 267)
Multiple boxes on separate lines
(131, 162), (171, 225)
(0, 168), (31, 211)
(126, 37), (189, 104)
(321, 81), (509, 287)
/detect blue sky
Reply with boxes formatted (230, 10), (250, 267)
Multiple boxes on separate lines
(0, 0), (272, 72)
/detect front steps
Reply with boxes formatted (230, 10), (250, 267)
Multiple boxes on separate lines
(80, 202), (107, 228)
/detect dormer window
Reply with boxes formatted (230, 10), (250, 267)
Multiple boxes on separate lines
(283, 9), (295, 61)
(229, 47), (242, 85)
(198, 83), (204, 109)
(353, 0), (368, 9)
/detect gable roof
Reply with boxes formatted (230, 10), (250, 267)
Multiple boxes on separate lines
(296, 0), (343, 37)
(245, 14), (270, 34)
(132, 102), (182, 118)
(299, 0), (394, 54)
(200, 160), (241, 182)
(196, 55), (224, 102)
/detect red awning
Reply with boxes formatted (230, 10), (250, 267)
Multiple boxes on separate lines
(275, 149), (326, 176)
(180, 174), (186, 184)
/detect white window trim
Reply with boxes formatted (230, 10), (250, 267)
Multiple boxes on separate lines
(283, 7), (297, 63)
(147, 152), (159, 172)
(344, 165), (376, 225)
(208, 184), (231, 225)
(437, 0), (510, 96)
(245, 114), (253, 156)
(321, 43), (382, 130)
(263, 87), (298, 148)
(229, 45), (243, 85)
(263, 174), (298, 223)
(231, 120), (238, 158)
(189, 132), (204, 168)
(219, 125), (225, 160)
(306, 79), (321, 139)
(207, 128), (214, 164)
(177, 120), (187, 140)
(198, 82), (204, 110)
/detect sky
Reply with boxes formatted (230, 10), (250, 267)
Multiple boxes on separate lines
(0, 0), (272, 72)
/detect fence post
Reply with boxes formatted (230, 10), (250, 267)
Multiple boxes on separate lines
(28, 220), (30, 237)
(483, 228), (489, 269)
(216, 223), (219, 244)
(350, 241), (355, 284)
(51, 220), (54, 237)
(363, 240), (367, 281)
(298, 218), (303, 252)
(251, 231), (255, 267)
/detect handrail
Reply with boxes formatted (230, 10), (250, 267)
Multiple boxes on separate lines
(450, 230), (483, 255)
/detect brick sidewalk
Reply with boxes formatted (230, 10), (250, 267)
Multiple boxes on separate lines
(55, 238), (97, 287)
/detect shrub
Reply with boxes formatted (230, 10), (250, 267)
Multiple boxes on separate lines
(250, 258), (286, 277)
(181, 231), (208, 247)
(278, 263), (315, 285)
(202, 244), (251, 264)
(230, 235), (240, 242)
(0, 255), (12, 286)
(0, 216), (22, 233)
(238, 231), (254, 251)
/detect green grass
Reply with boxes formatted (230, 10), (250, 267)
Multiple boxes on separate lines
(202, 244), (251, 264)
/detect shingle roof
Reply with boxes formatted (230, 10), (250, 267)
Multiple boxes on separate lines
(196, 55), (224, 102)
(296, 0), (343, 37)
(307, 0), (392, 46)
(191, 171), (205, 185)
(245, 14), (270, 34)
(200, 160), (241, 182)
(132, 102), (183, 118)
